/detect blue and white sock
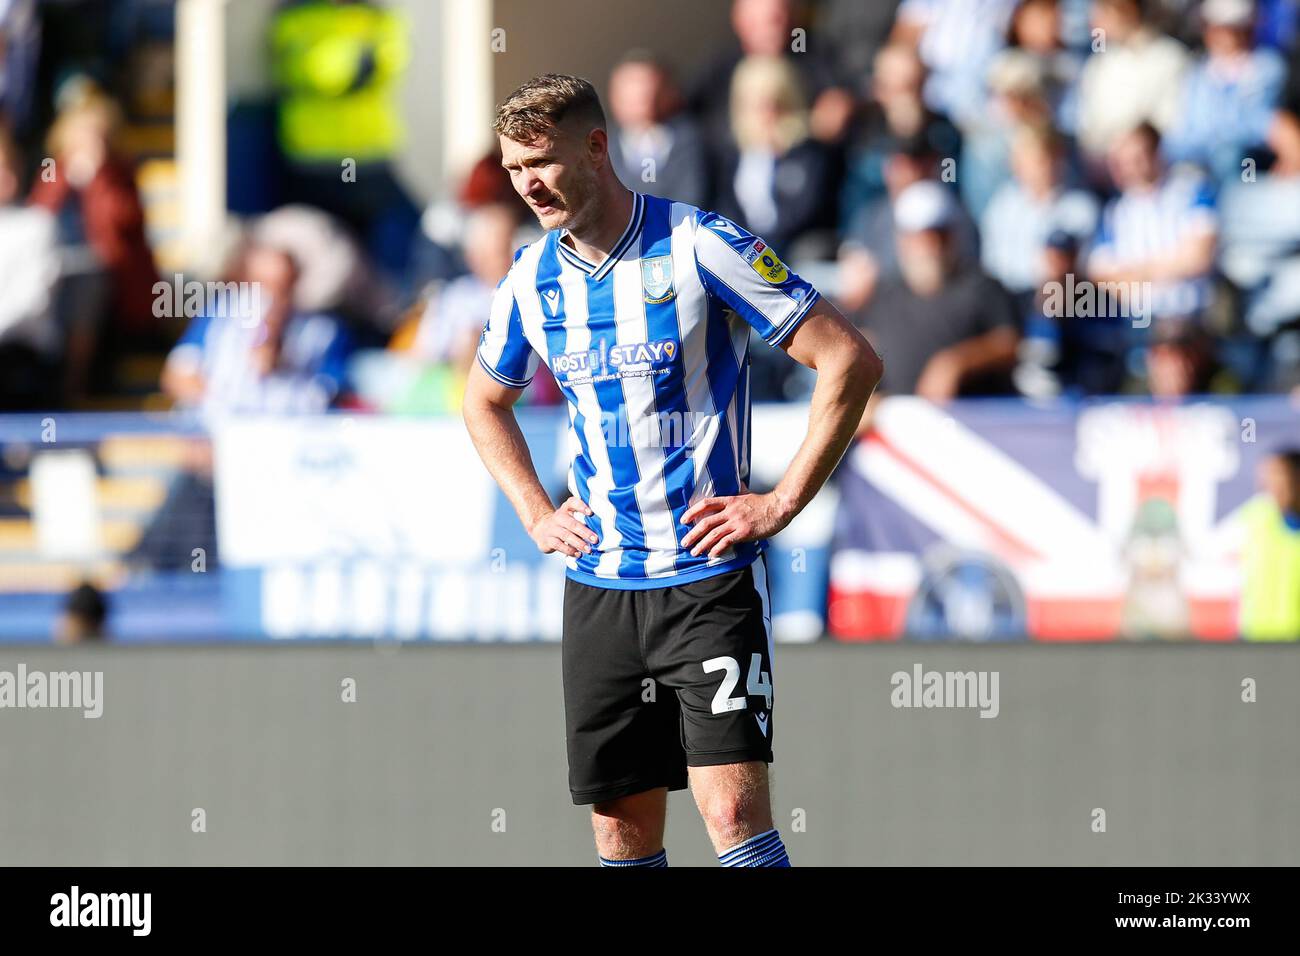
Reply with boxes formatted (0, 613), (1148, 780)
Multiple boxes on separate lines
(719, 829), (790, 867)
(599, 848), (668, 867)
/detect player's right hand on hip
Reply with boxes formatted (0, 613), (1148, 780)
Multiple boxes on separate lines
(529, 497), (599, 557)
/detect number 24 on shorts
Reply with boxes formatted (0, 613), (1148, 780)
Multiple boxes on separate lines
(703, 654), (772, 714)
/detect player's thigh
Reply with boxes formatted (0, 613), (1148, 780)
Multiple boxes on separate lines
(647, 557), (775, 766)
(562, 579), (687, 804)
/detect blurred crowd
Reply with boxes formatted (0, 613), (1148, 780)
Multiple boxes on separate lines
(3, 0), (1300, 416)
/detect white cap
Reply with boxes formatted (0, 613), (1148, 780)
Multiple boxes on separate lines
(893, 180), (957, 233)
(1202, 0), (1254, 27)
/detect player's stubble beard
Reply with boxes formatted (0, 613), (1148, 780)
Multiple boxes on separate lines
(538, 161), (600, 237)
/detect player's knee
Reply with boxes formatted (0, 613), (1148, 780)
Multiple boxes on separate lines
(697, 790), (761, 847)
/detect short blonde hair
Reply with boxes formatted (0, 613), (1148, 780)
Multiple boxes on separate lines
(729, 56), (809, 154)
(493, 73), (606, 144)
(46, 89), (124, 158)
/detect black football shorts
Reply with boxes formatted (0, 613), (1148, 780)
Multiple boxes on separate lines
(561, 554), (775, 806)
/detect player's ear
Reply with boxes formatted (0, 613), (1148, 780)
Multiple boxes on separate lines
(586, 126), (609, 166)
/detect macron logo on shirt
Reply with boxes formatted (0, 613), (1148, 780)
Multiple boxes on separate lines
(542, 289), (561, 316)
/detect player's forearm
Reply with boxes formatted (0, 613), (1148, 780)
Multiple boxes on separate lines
(773, 345), (880, 519)
(463, 400), (556, 533)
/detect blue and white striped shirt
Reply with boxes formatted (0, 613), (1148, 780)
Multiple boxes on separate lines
(477, 191), (820, 589)
(1088, 172), (1218, 321)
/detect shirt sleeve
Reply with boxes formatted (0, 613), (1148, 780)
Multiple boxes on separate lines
(1183, 179), (1218, 235)
(692, 210), (820, 348)
(976, 276), (1021, 335)
(164, 313), (213, 372)
(314, 320), (353, 402)
(475, 273), (539, 388)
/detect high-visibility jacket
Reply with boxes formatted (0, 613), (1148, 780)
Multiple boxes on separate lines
(272, 1), (409, 163)
(1239, 494), (1300, 641)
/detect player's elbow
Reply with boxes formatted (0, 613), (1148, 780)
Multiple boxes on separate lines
(850, 337), (884, 395)
(461, 378), (493, 428)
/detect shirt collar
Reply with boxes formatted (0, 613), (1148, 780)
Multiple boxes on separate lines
(556, 191), (645, 280)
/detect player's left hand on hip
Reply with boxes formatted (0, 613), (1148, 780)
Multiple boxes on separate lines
(681, 491), (791, 559)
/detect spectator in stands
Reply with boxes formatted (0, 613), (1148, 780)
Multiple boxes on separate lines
(29, 85), (161, 344)
(958, 48), (1057, 219)
(395, 204), (516, 367)
(29, 81), (165, 403)
(1076, 0), (1189, 168)
(1238, 446), (1300, 640)
(1218, 111), (1300, 349)
(850, 180), (1021, 401)
(712, 55), (836, 256)
(0, 129), (61, 409)
(1003, 0), (1085, 134)
(685, 0), (850, 157)
(161, 243), (354, 415)
(1016, 230), (1131, 397)
(1088, 123), (1218, 328)
(54, 582), (108, 643)
(352, 203), (561, 413)
(838, 132), (978, 312)
(838, 42), (962, 231)
(250, 204), (401, 344)
(607, 50), (710, 208)
(270, 0), (419, 279)
(981, 124), (1098, 305)
(1164, 0), (1287, 183)
(410, 145), (532, 291)
(1143, 317), (1225, 397)
(890, 0), (1018, 126)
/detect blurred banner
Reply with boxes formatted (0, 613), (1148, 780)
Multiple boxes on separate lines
(829, 396), (1300, 642)
(211, 406), (830, 642)
(1, 398), (1295, 642)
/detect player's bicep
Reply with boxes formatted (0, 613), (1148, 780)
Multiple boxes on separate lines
(465, 356), (527, 410)
(693, 213), (819, 348)
(781, 297), (882, 377)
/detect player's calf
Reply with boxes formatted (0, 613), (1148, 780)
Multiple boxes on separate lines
(592, 788), (669, 866)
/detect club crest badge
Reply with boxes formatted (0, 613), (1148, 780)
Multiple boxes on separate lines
(641, 256), (676, 304)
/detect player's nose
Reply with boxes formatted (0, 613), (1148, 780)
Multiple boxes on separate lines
(519, 170), (545, 195)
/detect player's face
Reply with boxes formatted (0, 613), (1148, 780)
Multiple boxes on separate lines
(500, 129), (599, 234)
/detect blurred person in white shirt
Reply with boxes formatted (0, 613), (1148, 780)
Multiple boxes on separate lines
(354, 203), (561, 413)
(1088, 122), (1218, 325)
(161, 244), (354, 416)
(1164, 0), (1287, 183)
(606, 51), (710, 209)
(1076, 0), (1189, 167)
(0, 130), (61, 408)
(981, 123), (1098, 301)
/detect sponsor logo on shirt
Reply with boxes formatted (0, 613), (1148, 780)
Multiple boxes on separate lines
(743, 240), (788, 284)
(551, 338), (679, 385)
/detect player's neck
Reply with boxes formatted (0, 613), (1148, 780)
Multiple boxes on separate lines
(562, 184), (635, 265)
